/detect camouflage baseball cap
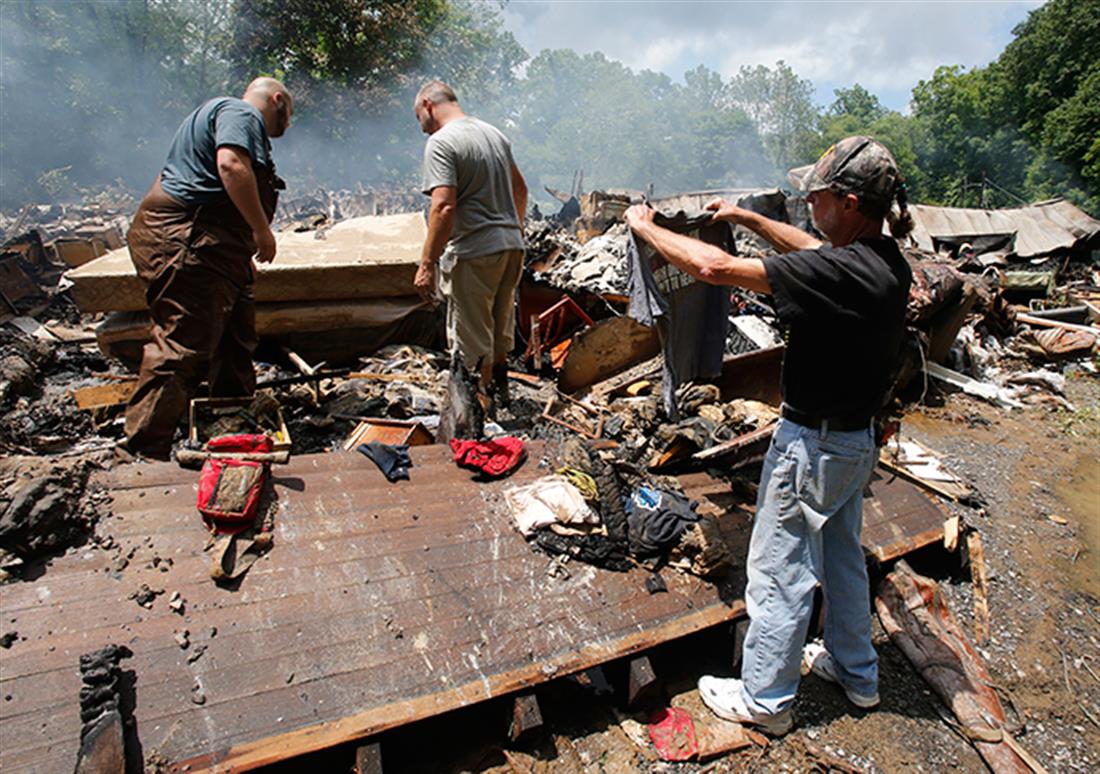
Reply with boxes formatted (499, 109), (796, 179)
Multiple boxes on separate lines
(787, 136), (899, 205)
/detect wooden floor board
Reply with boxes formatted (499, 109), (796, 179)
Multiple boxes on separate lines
(0, 443), (944, 773)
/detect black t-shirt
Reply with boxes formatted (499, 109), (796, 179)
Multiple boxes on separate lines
(763, 237), (912, 420)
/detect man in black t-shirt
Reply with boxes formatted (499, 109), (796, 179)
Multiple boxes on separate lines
(626, 136), (913, 735)
(123, 78), (293, 459)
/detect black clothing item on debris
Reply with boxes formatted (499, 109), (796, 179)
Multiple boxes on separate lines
(626, 486), (701, 558)
(534, 531), (633, 573)
(763, 236), (912, 421)
(357, 441), (413, 482)
(627, 210), (733, 419)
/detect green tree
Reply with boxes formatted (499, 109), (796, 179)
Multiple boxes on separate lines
(0, 0), (235, 208)
(507, 53), (770, 199)
(727, 61), (818, 180)
(907, 0), (1099, 213)
(826, 84), (886, 124)
(909, 65), (1034, 208)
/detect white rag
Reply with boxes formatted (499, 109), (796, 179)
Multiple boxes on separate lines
(504, 475), (599, 536)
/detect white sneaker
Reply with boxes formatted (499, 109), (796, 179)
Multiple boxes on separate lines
(697, 676), (793, 736)
(802, 641), (880, 709)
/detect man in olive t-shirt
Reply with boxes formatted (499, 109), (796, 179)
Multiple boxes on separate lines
(414, 80), (528, 401)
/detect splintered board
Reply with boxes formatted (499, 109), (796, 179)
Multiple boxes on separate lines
(0, 445), (944, 772)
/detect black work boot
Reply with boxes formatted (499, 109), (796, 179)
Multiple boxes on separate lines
(491, 362), (510, 410)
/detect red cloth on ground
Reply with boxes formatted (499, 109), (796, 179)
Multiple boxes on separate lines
(449, 436), (526, 478)
(647, 707), (698, 761)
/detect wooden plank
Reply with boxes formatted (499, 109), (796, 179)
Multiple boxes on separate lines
(558, 315), (660, 393)
(626, 655), (659, 708)
(715, 345), (784, 405)
(0, 256), (39, 302)
(509, 694), (543, 742)
(177, 602), (744, 772)
(71, 379), (138, 410)
(1016, 312), (1099, 336)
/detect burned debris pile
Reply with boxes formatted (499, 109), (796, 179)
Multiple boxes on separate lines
(3, 186), (1098, 561)
(1, 184), (1098, 772)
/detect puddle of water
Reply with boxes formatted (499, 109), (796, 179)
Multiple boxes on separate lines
(1056, 453), (1100, 599)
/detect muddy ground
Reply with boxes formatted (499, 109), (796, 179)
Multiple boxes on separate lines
(263, 371), (1098, 774)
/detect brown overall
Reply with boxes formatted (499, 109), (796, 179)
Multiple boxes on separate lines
(123, 164), (281, 458)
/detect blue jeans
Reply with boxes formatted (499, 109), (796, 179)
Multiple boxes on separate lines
(740, 417), (878, 714)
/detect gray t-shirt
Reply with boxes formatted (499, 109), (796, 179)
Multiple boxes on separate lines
(421, 116), (524, 259)
(160, 97), (271, 206)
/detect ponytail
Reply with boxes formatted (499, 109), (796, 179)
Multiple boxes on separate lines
(888, 179), (914, 240)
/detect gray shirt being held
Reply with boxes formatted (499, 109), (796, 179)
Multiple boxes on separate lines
(421, 117), (525, 260)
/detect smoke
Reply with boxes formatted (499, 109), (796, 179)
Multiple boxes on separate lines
(1, 0), (798, 215)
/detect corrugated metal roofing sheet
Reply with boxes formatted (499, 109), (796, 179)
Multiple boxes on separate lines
(908, 198), (1100, 258)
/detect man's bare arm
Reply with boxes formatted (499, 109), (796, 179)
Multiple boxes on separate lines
(705, 198), (822, 253)
(217, 145), (276, 262)
(511, 163), (528, 230)
(625, 205), (771, 293)
(414, 185), (457, 300)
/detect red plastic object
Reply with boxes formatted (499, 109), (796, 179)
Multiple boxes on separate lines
(205, 434), (274, 454)
(647, 707), (698, 762)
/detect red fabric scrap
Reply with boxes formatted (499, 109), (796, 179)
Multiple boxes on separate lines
(647, 707), (698, 761)
(449, 436), (526, 478)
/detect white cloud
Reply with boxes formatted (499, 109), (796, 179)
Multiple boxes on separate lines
(502, 0), (1046, 110)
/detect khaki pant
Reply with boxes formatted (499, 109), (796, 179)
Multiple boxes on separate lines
(124, 180), (259, 458)
(441, 248), (524, 371)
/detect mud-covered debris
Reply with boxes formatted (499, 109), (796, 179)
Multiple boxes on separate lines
(190, 681), (206, 705)
(0, 459), (103, 560)
(186, 644), (206, 665)
(173, 629), (190, 650)
(129, 584), (163, 609)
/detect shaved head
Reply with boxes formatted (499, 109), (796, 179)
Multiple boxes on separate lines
(244, 77), (290, 103)
(243, 77), (293, 138)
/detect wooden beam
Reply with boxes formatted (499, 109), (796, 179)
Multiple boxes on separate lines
(966, 531), (991, 646)
(1016, 312), (1099, 336)
(354, 741), (383, 774)
(626, 655), (659, 709)
(508, 693), (543, 742)
(71, 380), (138, 411)
(558, 315), (660, 394)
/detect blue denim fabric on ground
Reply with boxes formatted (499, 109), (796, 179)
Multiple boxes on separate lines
(739, 417), (879, 715)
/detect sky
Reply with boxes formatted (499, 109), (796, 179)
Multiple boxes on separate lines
(500, 0), (1045, 112)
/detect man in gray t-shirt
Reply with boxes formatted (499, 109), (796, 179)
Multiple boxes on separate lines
(414, 80), (527, 401)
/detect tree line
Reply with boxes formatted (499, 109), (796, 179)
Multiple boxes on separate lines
(1, 0), (1096, 215)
